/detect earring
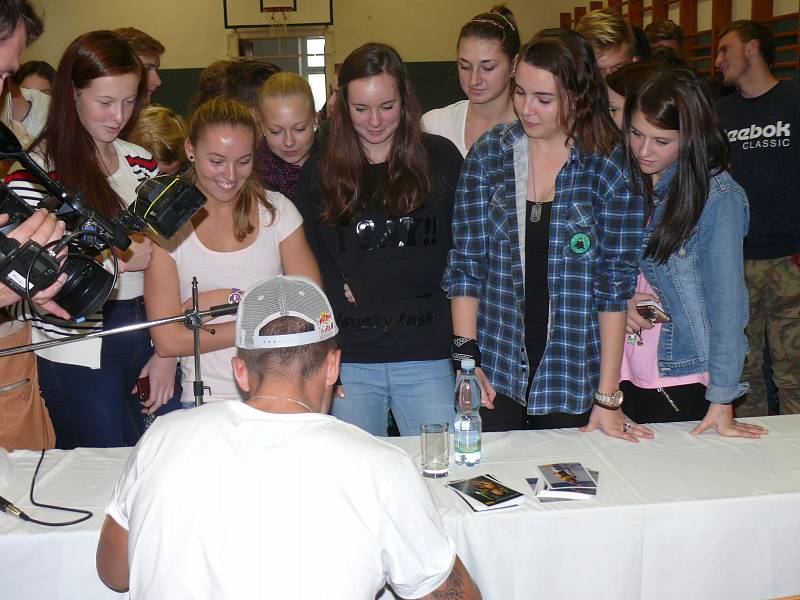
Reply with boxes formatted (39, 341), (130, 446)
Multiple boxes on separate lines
(188, 154), (194, 161)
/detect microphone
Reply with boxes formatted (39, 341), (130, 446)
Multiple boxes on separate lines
(206, 302), (239, 318)
(0, 495), (23, 519)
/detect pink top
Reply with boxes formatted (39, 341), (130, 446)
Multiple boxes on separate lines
(620, 273), (710, 389)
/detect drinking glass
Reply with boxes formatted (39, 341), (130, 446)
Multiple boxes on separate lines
(420, 423), (449, 478)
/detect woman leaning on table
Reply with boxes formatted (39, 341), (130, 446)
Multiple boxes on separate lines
(443, 29), (649, 439)
(618, 68), (766, 438)
(294, 43), (463, 437)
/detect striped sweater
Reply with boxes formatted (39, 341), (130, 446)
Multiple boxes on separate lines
(4, 139), (158, 368)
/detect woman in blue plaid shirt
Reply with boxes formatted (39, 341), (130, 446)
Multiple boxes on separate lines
(444, 30), (650, 439)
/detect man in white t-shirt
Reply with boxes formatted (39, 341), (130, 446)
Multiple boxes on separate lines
(97, 276), (481, 600)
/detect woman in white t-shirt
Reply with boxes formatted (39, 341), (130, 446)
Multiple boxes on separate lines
(5, 31), (166, 449)
(144, 97), (320, 406)
(421, 6), (519, 157)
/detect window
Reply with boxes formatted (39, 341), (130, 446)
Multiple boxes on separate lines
(238, 33), (328, 110)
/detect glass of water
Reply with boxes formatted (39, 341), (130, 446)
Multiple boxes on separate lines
(420, 423), (449, 478)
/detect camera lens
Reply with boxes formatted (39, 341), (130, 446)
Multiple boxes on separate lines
(53, 252), (114, 320)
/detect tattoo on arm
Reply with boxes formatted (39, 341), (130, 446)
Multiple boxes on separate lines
(431, 558), (475, 600)
(431, 559), (467, 599)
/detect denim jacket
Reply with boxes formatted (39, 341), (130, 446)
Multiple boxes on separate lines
(640, 164), (750, 403)
(443, 121), (644, 414)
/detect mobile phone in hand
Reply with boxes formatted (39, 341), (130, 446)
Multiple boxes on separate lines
(136, 376), (150, 402)
(636, 300), (670, 324)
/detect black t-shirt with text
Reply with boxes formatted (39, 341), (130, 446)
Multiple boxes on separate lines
(294, 133), (463, 363)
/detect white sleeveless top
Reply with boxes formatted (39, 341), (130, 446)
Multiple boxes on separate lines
(167, 193), (302, 404)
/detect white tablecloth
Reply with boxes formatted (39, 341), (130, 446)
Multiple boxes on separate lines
(1, 416), (799, 599)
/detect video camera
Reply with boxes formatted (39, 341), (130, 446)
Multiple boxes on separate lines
(0, 122), (206, 321)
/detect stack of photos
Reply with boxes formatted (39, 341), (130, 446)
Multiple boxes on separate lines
(528, 462), (600, 502)
(446, 474), (526, 512)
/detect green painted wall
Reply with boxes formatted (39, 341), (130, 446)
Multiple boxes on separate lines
(154, 61), (464, 117)
(152, 68), (204, 116)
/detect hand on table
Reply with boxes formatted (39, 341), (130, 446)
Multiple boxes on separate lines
(691, 403), (768, 438)
(581, 404), (654, 443)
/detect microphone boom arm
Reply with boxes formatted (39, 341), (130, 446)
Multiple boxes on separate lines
(0, 302), (238, 359)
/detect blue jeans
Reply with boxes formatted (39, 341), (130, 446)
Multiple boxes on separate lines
(333, 359), (455, 436)
(38, 297), (181, 449)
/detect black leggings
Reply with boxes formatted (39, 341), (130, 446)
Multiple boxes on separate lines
(480, 392), (591, 432)
(620, 380), (709, 424)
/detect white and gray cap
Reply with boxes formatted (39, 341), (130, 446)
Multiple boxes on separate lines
(235, 276), (338, 349)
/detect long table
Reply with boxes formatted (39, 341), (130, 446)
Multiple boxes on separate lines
(1, 416), (799, 599)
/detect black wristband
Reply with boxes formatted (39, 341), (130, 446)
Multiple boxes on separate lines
(452, 336), (481, 370)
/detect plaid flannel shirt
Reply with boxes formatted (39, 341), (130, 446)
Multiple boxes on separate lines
(442, 122), (644, 414)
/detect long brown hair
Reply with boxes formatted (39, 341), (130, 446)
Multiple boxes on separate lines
(516, 29), (619, 156)
(624, 68), (729, 263)
(188, 97), (275, 241)
(34, 30), (146, 219)
(318, 43), (430, 225)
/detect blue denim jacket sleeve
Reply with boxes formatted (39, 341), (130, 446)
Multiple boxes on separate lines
(593, 159), (646, 312)
(696, 175), (750, 403)
(443, 147), (491, 299)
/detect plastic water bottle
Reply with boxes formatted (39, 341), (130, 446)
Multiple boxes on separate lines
(454, 358), (482, 466)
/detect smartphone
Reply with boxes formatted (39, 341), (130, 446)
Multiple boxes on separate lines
(136, 376), (150, 402)
(636, 300), (670, 324)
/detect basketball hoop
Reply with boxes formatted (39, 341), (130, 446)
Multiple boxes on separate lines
(262, 4), (292, 36)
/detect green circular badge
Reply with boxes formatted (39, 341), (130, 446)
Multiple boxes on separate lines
(569, 232), (591, 254)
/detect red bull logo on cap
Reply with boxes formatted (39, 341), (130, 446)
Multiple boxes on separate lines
(319, 311), (334, 334)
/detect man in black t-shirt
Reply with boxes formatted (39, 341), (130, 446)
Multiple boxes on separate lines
(715, 20), (800, 416)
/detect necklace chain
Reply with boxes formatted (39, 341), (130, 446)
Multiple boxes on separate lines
(96, 146), (117, 177)
(529, 148), (556, 223)
(529, 151), (556, 205)
(248, 394), (315, 413)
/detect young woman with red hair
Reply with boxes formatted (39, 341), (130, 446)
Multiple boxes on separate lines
(5, 30), (173, 448)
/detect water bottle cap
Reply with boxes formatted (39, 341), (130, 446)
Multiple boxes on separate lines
(460, 358), (475, 370)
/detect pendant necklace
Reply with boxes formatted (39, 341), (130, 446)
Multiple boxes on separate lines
(529, 155), (555, 223)
(248, 394), (315, 413)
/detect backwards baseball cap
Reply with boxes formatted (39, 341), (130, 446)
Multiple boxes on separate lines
(235, 276), (338, 349)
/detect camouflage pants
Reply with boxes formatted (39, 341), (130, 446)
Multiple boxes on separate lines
(737, 256), (800, 416)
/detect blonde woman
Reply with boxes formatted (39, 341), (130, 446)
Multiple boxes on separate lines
(145, 97), (320, 406)
(129, 105), (188, 174)
(256, 72), (318, 198)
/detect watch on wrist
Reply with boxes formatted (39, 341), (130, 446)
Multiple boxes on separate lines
(594, 389), (624, 410)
